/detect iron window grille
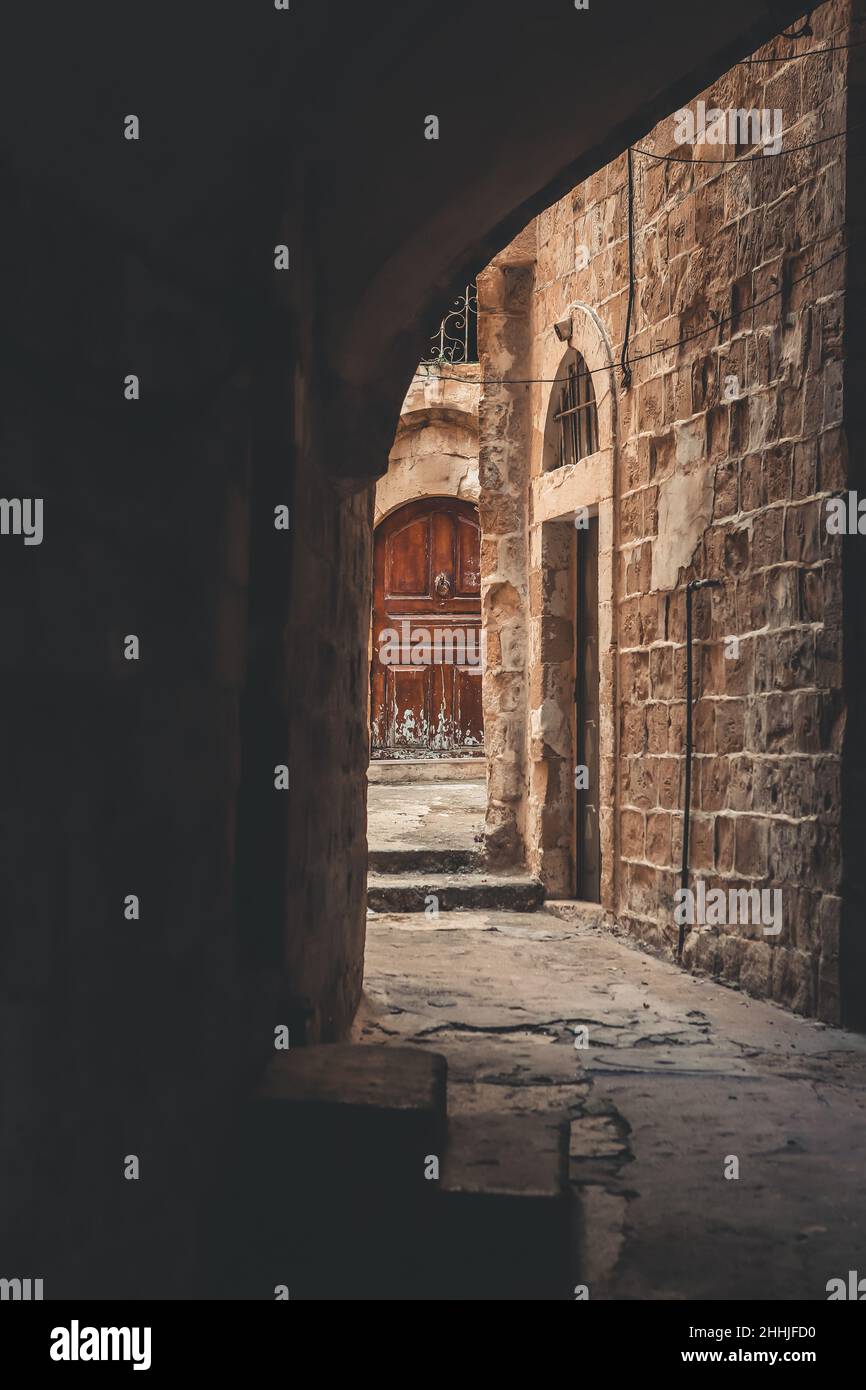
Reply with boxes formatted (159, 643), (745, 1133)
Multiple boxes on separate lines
(553, 352), (598, 467)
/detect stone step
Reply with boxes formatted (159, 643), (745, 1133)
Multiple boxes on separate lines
(367, 871), (544, 913)
(368, 757), (486, 784)
(208, 1045), (575, 1300)
(255, 1043), (447, 1130)
(430, 1114), (574, 1300)
(210, 1045), (447, 1300)
(368, 846), (481, 874)
(543, 899), (610, 930)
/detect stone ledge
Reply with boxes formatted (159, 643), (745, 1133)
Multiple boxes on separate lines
(257, 1043), (447, 1123)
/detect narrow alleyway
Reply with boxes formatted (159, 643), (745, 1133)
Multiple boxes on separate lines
(359, 886), (866, 1299)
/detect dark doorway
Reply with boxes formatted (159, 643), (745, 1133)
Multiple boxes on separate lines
(370, 496), (483, 758)
(575, 515), (601, 901)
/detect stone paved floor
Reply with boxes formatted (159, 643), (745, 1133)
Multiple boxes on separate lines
(367, 779), (485, 855)
(357, 909), (866, 1300)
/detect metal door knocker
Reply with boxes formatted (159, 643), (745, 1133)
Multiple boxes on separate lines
(434, 571), (451, 598)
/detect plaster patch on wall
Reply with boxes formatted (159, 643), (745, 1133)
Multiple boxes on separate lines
(530, 698), (570, 759)
(651, 463), (714, 591)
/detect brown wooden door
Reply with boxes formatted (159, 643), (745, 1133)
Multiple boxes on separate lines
(370, 497), (483, 758)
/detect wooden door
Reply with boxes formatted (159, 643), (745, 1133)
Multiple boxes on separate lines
(370, 497), (483, 758)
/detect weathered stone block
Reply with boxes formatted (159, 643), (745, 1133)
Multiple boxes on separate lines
(735, 816), (769, 877)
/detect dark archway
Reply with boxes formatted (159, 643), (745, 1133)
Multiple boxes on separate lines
(0, 0), (827, 1299)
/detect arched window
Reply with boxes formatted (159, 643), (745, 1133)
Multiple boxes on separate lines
(550, 349), (598, 469)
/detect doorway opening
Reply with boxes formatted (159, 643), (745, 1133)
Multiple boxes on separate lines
(574, 514), (601, 902)
(370, 495), (483, 760)
(367, 493), (486, 876)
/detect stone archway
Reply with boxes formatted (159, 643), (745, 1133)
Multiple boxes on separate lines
(0, 0), (829, 1300)
(374, 369), (480, 527)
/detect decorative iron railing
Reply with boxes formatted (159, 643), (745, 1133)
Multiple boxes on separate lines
(421, 283), (478, 365)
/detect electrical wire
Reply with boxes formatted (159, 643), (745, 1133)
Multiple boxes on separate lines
(418, 25), (860, 390)
(738, 36), (866, 62)
(413, 233), (859, 388)
(631, 122), (858, 165)
(419, 18), (859, 393)
(621, 146), (635, 387)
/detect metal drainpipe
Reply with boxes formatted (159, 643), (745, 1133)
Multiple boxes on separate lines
(678, 577), (723, 961)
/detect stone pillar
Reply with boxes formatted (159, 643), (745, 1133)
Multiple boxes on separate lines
(527, 518), (577, 893)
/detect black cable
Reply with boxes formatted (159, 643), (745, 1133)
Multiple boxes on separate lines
(621, 145), (635, 389)
(416, 233), (859, 388)
(679, 578), (723, 962)
(679, 583), (697, 962)
(424, 28), (859, 389)
(632, 122), (858, 165)
(739, 38), (866, 61)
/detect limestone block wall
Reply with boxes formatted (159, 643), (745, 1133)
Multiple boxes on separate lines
(840, 4), (866, 1029)
(497, 0), (857, 1020)
(477, 260), (534, 865)
(374, 366), (480, 525)
(285, 418), (374, 1042)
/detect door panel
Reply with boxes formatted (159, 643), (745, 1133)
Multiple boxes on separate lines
(371, 497), (483, 758)
(456, 515), (482, 595)
(454, 664), (484, 749)
(430, 510), (454, 588)
(387, 517), (429, 595)
(387, 666), (429, 749)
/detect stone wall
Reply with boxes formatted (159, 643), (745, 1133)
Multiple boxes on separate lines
(0, 170), (375, 1301)
(482, 0), (857, 1020)
(0, 355), (254, 1297)
(840, 1), (866, 1028)
(375, 367), (479, 525)
(478, 252), (535, 865)
(286, 395), (374, 1044)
